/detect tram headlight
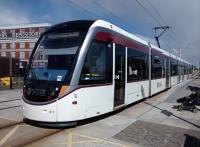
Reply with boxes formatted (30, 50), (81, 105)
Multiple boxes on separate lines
(47, 90), (56, 101)
(47, 87), (60, 101)
(23, 85), (29, 97)
(22, 86), (26, 97)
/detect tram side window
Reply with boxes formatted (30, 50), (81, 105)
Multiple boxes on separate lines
(127, 48), (149, 81)
(189, 65), (192, 74)
(185, 64), (188, 75)
(151, 55), (165, 79)
(187, 64), (190, 74)
(181, 63), (185, 76)
(79, 41), (112, 85)
(171, 59), (178, 76)
(184, 64), (187, 75)
(189, 66), (191, 74)
(179, 63), (183, 76)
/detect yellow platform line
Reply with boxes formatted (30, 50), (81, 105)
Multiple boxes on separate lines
(72, 133), (130, 147)
(67, 130), (72, 147)
(25, 130), (131, 147)
(71, 140), (100, 144)
(0, 125), (20, 146)
(18, 124), (29, 127)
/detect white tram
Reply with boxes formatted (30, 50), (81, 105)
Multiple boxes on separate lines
(22, 20), (193, 127)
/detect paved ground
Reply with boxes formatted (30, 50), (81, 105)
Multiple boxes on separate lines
(114, 120), (200, 147)
(0, 78), (199, 147)
(0, 89), (22, 101)
(113, 79), (200, 147)
(0, 89), (22, 122)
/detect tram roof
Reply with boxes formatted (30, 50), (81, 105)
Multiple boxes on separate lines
(45, 19), (191, 65)
(91, 20), (191, 65)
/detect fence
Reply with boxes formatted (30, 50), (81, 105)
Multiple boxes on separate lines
(0, 57), (27, 89)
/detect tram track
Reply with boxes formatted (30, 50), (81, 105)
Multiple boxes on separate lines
(0, 120), (22, 130)
(0, 105), (21, 111)
(0, 98), (21, 111)
(0, 98), (20, 104)
(0, 122), (63, 147)
(0, 99), (65, 146)
(21, 129), (63, 147)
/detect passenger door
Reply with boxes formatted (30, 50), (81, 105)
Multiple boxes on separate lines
(114, 44), (125, 107)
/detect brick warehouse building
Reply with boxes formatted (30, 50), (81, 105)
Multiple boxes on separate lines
(0, 23), (51, 64)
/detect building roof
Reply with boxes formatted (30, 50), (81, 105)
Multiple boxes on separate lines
(0, 23), (51, 30)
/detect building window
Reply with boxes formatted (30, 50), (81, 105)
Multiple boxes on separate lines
(39, 27), (45, 33)
(1, 30), (7, 38)
(15, 42), (20, 49)
(127, 48), (149, 81)
(1, 52), (6, 57)
(20, 52), (25, 59)
(1, 30), (6, 34)
(34, 27), (39, 32)
(15, 29), (20, 33)
(11, 52), (15, 58)
(25, 28), (29, 32)
(79, 40), (113, 85)
(10, 42), (15, 49)
(2, 43), (6, 49)
(6, 43), (10, 49)
(20, 28), (25, 33)
(30, 42), (35, 49)
(10, 29), (15, 34)
(10, 29), (15, 37)
(29, 28), (34, 32)
(25, 42), (29, 48)
(20, 42), (25, 49)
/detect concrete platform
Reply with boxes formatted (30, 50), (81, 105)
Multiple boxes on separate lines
(0, 79), (199, 147)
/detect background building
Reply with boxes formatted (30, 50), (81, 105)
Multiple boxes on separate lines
(0, 23), (51, 63)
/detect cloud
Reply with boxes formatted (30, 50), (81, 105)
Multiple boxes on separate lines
(46, 0), (200, 65)
(139, 0), (200, 65)
(0, 6), (30, 25)
(0, 0), (198, 65)
(79, 0), (200, 65)
(41, 14), (52, 22)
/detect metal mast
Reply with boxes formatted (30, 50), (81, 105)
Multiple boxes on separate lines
(153, 26), (170, 48)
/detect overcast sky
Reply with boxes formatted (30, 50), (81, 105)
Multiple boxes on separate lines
(0, 0), (199, 66)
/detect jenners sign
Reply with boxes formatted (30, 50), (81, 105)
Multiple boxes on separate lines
(0, 32), (42, 40)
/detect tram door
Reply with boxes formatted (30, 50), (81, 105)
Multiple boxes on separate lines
(114, 44), (125, 107)
(166, 58), (170, 88)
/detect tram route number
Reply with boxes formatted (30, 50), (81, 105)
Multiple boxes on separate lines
(27, 88), (46, 96)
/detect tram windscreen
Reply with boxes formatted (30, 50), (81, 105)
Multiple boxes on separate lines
(28, 31), (84, 83)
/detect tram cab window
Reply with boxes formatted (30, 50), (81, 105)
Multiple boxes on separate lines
(29, 31), (84, 82)
(79, 41), (112, 85)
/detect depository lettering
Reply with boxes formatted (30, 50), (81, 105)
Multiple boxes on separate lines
(0, 31), (42, 40)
